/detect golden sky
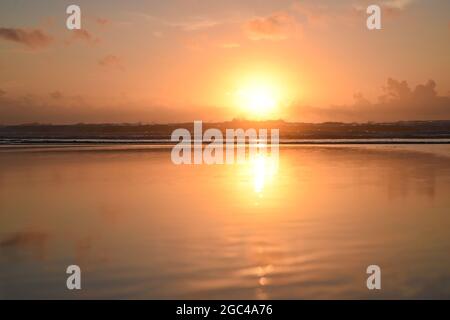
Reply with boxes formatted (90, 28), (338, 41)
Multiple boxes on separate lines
(0, 0), (449, 123)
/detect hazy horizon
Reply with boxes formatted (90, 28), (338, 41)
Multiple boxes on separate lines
(2, 117), (450, 127)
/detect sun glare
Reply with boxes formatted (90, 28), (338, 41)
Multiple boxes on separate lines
(251, 153), (278, 194)
(235, 79), (281, 118)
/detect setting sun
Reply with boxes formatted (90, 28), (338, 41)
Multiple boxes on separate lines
(234, 78), (281, 118)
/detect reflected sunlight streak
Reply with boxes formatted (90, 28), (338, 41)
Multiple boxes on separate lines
(251, 153), (279, 195)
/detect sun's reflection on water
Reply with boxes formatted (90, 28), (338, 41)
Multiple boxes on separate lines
(251, 152), (278, 195)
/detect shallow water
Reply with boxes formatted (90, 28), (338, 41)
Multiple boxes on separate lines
(0, 144), (450, 299)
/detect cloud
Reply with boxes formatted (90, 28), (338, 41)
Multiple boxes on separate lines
(66, 29), (100, 45)
(0, 28), (53, 49)
(381, 0), (415, 17)
(1, 232), (48, 248)
(98, 55), (124, 70)
(133, 12), (227, 32)
(383, 0), (414, 10)
(50, 91), (63, 100)
(96, 18), (110, 26)
(0, 89), (5, 97)
(353, 0), (414, 17)
(379, 78), (441, 103)
(244, 12), (299, 41)
(290, 78), (450, 122)
(0, 231), (49, 261)
(292, 3), (330, 28)
(173, 19), (221, 31)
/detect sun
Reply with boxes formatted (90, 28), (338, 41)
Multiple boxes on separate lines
(234, 79), (281, 118)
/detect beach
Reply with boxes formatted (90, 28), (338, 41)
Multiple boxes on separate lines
(1, 144), (449, 299)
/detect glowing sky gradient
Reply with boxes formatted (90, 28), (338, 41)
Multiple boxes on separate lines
(0, 0), (449, 123)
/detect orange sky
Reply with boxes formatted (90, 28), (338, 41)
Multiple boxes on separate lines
(0, 0), (449, 123)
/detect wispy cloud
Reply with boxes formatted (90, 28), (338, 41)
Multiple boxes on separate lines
(95, 17), (110, 26)
(353, 0), (415, 17)
(292, 3), (331, 28)
(98, 54), (124, 70)
(131, 12), (234, 32)
(244, 12), (299, 41)
(171, 18), (222, 31)
(383, 0), (414, 10)
(66, 29), (100, 45)
(50, 91), (63, 100)
(0, 27), (53, 49)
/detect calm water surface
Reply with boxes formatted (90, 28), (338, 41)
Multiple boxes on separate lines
(0, 144), (450, 299)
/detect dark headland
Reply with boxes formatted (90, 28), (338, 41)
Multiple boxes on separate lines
(1, 120), (450, 144)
